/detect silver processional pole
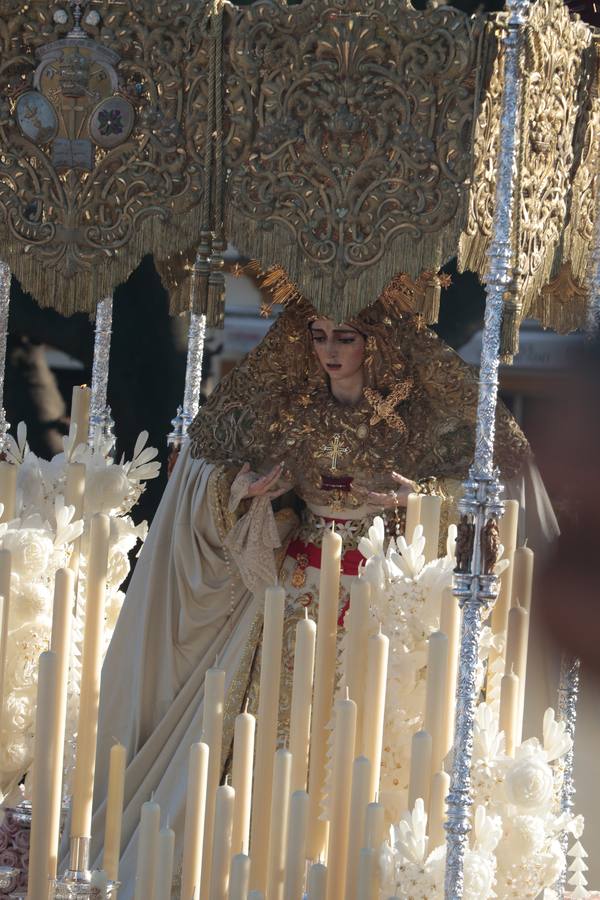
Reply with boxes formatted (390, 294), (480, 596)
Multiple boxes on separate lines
(88, 295), (115, 453)
(443, 0), (529, 895)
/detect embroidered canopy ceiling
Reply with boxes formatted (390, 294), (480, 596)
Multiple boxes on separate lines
(0, 0), (598, 355)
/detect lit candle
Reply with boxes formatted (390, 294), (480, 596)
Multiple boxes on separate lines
(181, 741), (210, 900)
(133, 799), (160, 900)
(356, 847), (378, 900)
(282, 791), (309, 900)
(289, 612), (316, 793)
(404, 493), (422, 545)
(266, 747), (292, 900)
(307, 862), (328, 899)
(209, 781), (235, 900)
(64, 462), (86, 578)
(71, 385), (91, 448)
(424, 631), (449, 777)
(345, 756), (371, 900)
(439, 587), (460, 763)
(408, 730), (432, 812)
(228, 853), (251, 900)
(155, 822), (175, 900)
(361, 627), (389, 800)
(231, 702), (255, 856)
(490, 500), (519, 644)
(499, 670), (520, 757)
(250, 586), (285, 892)
(326, 691), (357, 900)
(307, 526), (342, 861)
(71, 513), (110, 839)
(428, 770), (450, 850)
(419, 495), (442, 563)
(102, 742), (126, 882)
(48, 568), (75, 879)
(344, 580), (370, 756)
(0, 461), (16, 522)
(364, 799), (385, 850)
(505, 604), (529, 744)
(27, 651), (58, 900)
(0, 549), (11, 719)
(200, 664), (225, 900)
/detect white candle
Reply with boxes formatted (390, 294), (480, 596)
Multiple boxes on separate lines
(364, 800), (385, 850)
(71, 385), (91, 447)
(428, 770), (450, 850)
(64, 462), (86, 578)
(155, 823), (175, 900)
(228, 853), (250, 900)
(48, 568), (75, 879)
(345, 756), (371, 900)
(266, 748), (292, 900)
(71, 513), (110, 839)
(0, 461), (16, 522)
(0, 548), (11, 719)
(404, 493), (422, 544)
(326, 692), (357, 900)
(505, 604), (529, 744)
(289, 612), (316, 793)
(308, 527), (342, 861)
(356, 847), (378, 900)
(499, 670), (520, 757)
(250, 586), (285, 892)
(512, 546), (534, 612)
(419, 495), (442, 563)
(307, 862), (328, 899)
(133, 799), (160, 900)
(102, 742), (126, 881)
(490, 500), (519, 641)
(231, 703), (255, 855)
(440, 587), (461, 762)
(200, 665), (225, 900)
(209, 782), (235, 900)
(27, 651), (58, 900)
(408, 730), (432, 812)
(361, 627), (389, 800)
(282, 791), (309, 900)
(181, 741), (210, 900)
(344, 580), (370, 756)
(424, 631), (449, 777)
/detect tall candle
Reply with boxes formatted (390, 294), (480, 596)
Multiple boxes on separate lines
(102, 742), (126, 881)
(71, 513), (110, 838)
(289, 612), (316, 793)
(181, 741), (209, 900)
(209, 782), (235, 900)
(0, 549), (11, 719)
(155, 823), (175, 900)
(307, 527), (342, 861)
(0, 461), (16, 522)
(499, 671), (520, 757)
(505, 605), (529, 744)
(48, 568), (75, 879)
(424, 631), (449, 778)
(428, 770), (450, 850)
(133, 799), (160, 900)
(231, 703), (255, 855)
(307, 862), (328, 899)
(27, 651), (58, 900)
(408, 730), (432, 812)
(364, 800), (385, 850)
(326, 692), (357, 900)
(345, 756), (371, 900)
(282, 791), (309, 900)
(266, 748), (292, 900)
(512, 546), (534, 612)
(419, 495), (442, 563)
(439, 587), (461, 762)
(356, 848), (378, 900)
(404, 493), (422, 544)
(64, 462), (86, 579)
(250, 586), (285, 892)
(344, 579), (370, 755)
(361, 628), (389, 800)
(228, 853), (250, 900)
(490, 500), (519, 644)
(200, 665), (225, 900)
(71, 385), (91, 448)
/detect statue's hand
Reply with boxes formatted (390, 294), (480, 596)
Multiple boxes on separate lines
(354, 471), (416, 511)
(241, 462), (290, 501)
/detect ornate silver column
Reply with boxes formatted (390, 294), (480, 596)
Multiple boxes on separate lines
(443, 0), (528, 895)
(88, 295), (115, 452)
(0, 262), (11, 454)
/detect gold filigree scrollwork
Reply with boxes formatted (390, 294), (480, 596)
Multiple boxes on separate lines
(0, 0), (211, 315)
(223, 0), (488, 323)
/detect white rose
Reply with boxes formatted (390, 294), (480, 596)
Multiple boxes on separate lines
(84, 467), (130, 515)
(2, 528), (53, 580)
(4, 692), (35, 732)
(504, 753), (554, 811)
(463, 849), (495, 899)
(496, 815), (546, 866)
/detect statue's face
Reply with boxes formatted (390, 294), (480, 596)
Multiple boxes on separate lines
(310, 318), (366, 384)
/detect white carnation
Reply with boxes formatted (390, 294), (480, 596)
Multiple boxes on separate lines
(505, 751), (554, 812)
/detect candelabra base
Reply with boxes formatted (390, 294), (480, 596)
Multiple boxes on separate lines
(0, 871), (18, 893)
(49, 879), (119, 899)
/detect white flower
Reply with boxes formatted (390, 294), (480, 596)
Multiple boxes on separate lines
(54, 496), (84, 547)
(394, 798), (428, 865)
(473, 805), (502, 854)
(463, 847), (496, 900)
(84, 466), (130, 515)
(390, 525), (426, 578)
(2, 527), (54, 580)
(10, 581), (52, 624)
(542, 708), (572, 762)
(504, 746), (554, 812)
(123, 432), (160, 482)
(496, 814), (546, 866)
(5, 422), (28, 465)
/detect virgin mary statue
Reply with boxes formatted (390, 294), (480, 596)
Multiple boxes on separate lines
(87, 274), (557, 897)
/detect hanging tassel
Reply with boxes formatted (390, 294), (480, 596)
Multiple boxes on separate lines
(206, 242), (226, 328)
(190, 234), (211, 318)
(500, 293), (523, 362)
(418, 272), (442, 324)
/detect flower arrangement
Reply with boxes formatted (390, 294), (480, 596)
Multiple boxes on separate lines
(0, 424), (160, 801)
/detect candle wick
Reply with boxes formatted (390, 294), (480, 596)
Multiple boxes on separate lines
(304, 607), (309, 620)
(224, 773), (230, 786)
(244, 698), (249, 714)
(344, 685), (350, 701)
(166, 815), (170, 830)
(374, 790), (379, 802)
(378, 622), (382, 635)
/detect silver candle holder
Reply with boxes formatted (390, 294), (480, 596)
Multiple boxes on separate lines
(49, 837), (119, 900)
